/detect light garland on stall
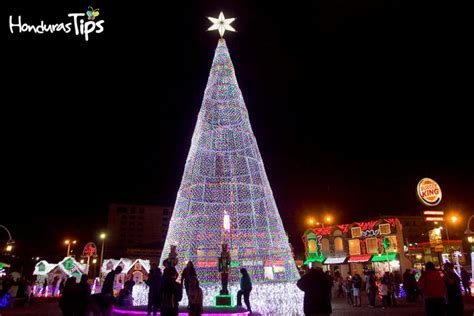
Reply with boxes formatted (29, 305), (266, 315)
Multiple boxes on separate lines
(132, 282), (149, 306)
(159, 38), (299, 286)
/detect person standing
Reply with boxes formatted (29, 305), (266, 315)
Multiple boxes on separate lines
(77, 274), (91, 316)
(187, 276), (203, 316)
(343, 276), (353, 305)
(443, 262), (463, 316)
(146, 263), (162, 316)
(42, 278), (48, 296)
(366, 270), (377, 307)
(380, 278), (390, 309)
(182, 261), (197, 300)
(403, 269), (417, 303)
(59, 277), (78, 316)
(297, 265), (332, 316)
(351, 273), (362, 307)
(417, 262), (445, 316)
(101, 266), (123, 314)
(102, 266), (122, 296)
(160, 267), (182, 316)
(460, 267), (471, 297)
(237, 268), (252, 314)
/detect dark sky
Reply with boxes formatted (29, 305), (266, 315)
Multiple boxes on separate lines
(3, 0), (472, 259)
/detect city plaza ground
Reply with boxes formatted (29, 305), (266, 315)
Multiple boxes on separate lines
(1, 296), (474, 316)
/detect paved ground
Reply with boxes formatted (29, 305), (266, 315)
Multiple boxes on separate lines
(1, 296), (474, 315)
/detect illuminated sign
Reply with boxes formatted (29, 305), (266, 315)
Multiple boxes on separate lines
(417, 178), (442, 206)
(424, 211), (444, 216)
(429, 228), (442, 247)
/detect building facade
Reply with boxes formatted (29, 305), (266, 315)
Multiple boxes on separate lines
(302, 218), (412, 277)
(408, 240), (466, 269)
(393, 215), (435, 244)
(107, 204), (172, 258)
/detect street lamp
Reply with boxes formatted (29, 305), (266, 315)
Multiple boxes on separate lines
(1, 225), (15, 253)
(64, 240), (77, 257)
(325, 216), (332, 224)
(99, 233), (106, 280)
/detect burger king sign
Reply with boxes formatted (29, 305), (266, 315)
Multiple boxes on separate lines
(417, 178), (442, 206)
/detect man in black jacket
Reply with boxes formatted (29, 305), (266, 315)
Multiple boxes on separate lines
(297, 265), (332, 316)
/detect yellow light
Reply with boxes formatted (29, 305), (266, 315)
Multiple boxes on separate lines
(450, 215), (458, 223)
(325, 216), (332, 223)
(6, 245), (13, 252)
(468, 236), (473, 243)
(92, 258), (97, 264)
(80, 259), (84, 264)
(308, 218), (314, 225)
(416, 254), (422, 260)
(100, 233), (106, 240)
(64, 240), (70, 245)
(73, 240), (77, 244)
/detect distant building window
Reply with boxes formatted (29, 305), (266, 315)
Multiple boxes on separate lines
(117, 207), (127, 213)
(348, 239), (361, 255)
(366, 237), (378, 254)
(384, 236), (398, 252)
(321, 239), (330, 254)
(163, 209), (169, 215)
(379, 223), (391, 235)
(129, 216), (136, 220)
(334, 237), (344, 253)
(351, 227), (362, 238)
(138, 216), (144, 220)
(139, 208), (144, 213)
(121, 215), (127, 220)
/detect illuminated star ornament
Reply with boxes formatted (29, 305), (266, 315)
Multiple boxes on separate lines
(207, 12), (236, 37)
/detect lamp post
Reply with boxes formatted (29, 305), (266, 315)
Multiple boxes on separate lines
(0, 225), (15, 253)
(64, 240), (77, 257)
(465, 216), (474, 283)
(307, 215), (333, 228)
(99, 233), (106, 280)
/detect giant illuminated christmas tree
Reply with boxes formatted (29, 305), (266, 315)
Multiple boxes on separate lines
(154, 13), (303, 314)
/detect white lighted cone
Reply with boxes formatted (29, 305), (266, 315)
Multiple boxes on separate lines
(159, 39), (299, 285)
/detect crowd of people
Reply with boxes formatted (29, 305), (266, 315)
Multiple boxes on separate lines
(0, 275), (34, 308)
(297, 262), (471, 316)
(56, 259), (252, 316)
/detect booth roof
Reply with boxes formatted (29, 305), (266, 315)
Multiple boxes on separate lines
(33, 260), (57, 276)
(125, 259), (151, 274)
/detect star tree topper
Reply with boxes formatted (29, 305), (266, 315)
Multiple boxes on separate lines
(207, 12), (236, 37)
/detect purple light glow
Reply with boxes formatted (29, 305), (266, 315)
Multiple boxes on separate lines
(112, 308), (249, 316)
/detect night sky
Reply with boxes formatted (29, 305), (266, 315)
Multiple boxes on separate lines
(3, 0), (472, 260)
